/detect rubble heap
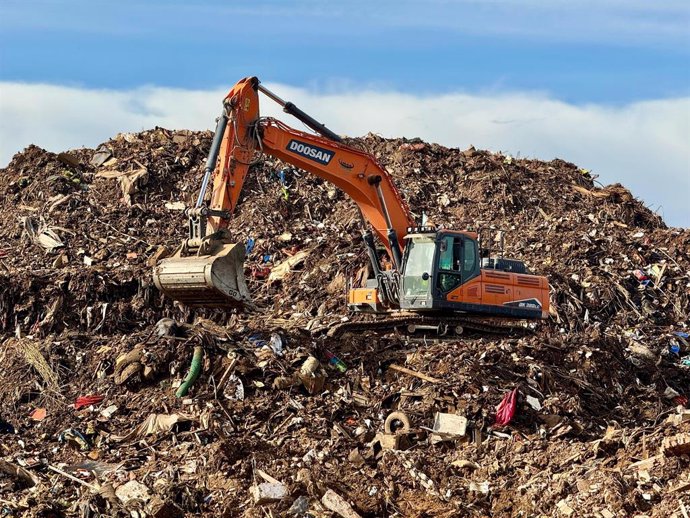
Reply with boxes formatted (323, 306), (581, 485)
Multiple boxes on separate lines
(0, 128), (688, 518)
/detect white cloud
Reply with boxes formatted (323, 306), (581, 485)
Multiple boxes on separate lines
(0, 81), (688, 227)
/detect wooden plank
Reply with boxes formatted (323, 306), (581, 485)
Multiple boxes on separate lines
(255, 468), (281, 485)
(389, 363), (441, 383)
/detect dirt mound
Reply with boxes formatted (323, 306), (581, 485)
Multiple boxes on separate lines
(0, 129), (688, 517)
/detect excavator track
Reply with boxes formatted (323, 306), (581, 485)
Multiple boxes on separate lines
(315, 313), (532, 338)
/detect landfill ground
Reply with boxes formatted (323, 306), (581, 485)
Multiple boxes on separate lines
(0, 128), (688, 518)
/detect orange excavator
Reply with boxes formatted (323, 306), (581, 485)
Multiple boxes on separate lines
(153, 77), (549, 334)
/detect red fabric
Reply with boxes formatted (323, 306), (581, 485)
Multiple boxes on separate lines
(74, 395), (104, 409)
(494, 388), (519, 427)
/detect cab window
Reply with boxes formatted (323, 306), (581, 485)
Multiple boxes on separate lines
(437, 236), (461, 292)
(437, 236), (478, 292)
(438, 236), (455, 271)
(462, 239), (477, 277)
(403, 237), (435, 297)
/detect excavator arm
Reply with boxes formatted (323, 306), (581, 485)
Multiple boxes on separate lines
(154, 76), (415, 307)
(205, 77), (414, 263)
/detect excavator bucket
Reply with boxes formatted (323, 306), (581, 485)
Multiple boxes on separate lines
(152, 241), (251, 308)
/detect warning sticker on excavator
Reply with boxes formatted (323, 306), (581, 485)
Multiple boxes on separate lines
(286, 139), (334, 166)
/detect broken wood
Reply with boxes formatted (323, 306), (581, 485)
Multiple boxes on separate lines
(388, 363), (441, 383)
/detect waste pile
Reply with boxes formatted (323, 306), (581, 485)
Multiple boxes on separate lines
(0, 128), (688, 517)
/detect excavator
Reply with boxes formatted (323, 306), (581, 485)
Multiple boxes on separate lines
(153, 77), (550, 335)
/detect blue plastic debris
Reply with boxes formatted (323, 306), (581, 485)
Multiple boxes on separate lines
(248, 334), (268, 348)
(58, 428), (90, 450)
(246, 238), (255, 254)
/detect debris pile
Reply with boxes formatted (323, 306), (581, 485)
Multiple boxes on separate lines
(0, 129), (688, 517)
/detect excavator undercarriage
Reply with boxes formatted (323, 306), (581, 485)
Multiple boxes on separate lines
(312, 312), (533, 338)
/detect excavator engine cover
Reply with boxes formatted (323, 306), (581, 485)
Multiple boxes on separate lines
(153, 237), (251, 308)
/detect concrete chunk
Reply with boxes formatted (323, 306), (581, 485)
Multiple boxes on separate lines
(115, 480), (150, 506)
(250, 482), (287, 504)
(431, 412), (468, 444)
(321, 489), (362, 518)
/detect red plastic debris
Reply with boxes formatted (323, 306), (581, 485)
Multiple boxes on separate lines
(633, 269), (649, 282)
(74, 395), (104, 410)
(494, 388), (519, 427)
(251, 265), (271, 280)
(673, 395), (688, 407)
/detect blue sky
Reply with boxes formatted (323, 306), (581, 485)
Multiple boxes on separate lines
(1, 1), (689, 225)
(2, 1), (688, 101)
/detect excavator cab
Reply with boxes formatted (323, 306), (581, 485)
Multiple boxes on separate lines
(399, 231), (436, 307)
(399, 228), (548, 319)
(400, 229), (479, 311)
